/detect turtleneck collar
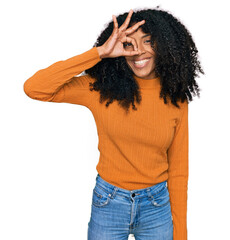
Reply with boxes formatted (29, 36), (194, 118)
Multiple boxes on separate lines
(133, 75), (161, 89)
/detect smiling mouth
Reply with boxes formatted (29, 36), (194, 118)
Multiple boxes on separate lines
(132, 58), (151, 68)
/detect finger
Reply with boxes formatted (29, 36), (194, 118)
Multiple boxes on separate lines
(119, 9), (133, 32)
(112, 15), (119, 34)
(125, 20), (145, 35)
(123, 50), (143, 56)
(123, 36), (138, 51)
(112, 15), (118, 29)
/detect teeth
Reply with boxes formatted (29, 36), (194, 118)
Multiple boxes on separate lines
(134, 59), (150, 65)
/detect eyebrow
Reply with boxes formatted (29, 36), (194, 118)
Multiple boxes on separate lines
(141, 34), (151, 38)
(134, 29), (151, 37)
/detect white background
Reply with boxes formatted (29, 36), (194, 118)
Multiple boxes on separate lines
(0, 0), (229, 239)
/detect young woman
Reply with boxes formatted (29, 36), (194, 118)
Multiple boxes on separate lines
(24, 7), (204, 240)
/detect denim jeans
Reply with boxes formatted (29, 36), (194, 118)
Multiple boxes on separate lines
(87, 174), (173, 240)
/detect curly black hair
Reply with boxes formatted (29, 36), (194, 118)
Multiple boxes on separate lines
(85, 7), (204, 113)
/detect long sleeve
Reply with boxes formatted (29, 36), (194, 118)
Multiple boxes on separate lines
(23, 46), (102, 108)
(167, 101), (189, 240)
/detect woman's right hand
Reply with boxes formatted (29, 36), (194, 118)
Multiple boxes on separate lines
(97, 9), (146, 59)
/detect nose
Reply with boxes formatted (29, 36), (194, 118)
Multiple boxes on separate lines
(137, 43), (146, 55)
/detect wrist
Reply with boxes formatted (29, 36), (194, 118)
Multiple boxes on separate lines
(96, 46), (106, 59)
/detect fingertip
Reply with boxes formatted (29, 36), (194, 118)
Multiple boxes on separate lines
(132, 51), (139, 56)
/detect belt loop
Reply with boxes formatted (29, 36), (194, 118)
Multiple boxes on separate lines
(146, 188), (152, 199)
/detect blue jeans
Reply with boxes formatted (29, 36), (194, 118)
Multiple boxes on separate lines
(87, 174), (173, 240)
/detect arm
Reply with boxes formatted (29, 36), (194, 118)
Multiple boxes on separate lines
(167, 101), (189, 240)
(23, 46), (102, 108)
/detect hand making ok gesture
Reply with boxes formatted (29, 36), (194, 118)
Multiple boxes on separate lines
(97, 9), (146, 58)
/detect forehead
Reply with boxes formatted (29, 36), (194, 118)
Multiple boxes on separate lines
(127, 27), (151, 38)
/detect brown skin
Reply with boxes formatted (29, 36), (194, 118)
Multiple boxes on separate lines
(96, 9), (146, 58)
(96, 9), (156, 80)
(124, 28), (157, 80)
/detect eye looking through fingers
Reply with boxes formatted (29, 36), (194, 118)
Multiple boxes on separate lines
(123, 40), (151, 47)
(123, 42), (132, 47)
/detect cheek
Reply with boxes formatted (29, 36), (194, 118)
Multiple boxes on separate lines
(125, 59), (134, 69)
(151, 57), (156, 65)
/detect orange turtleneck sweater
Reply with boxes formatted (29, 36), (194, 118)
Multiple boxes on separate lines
(23, 46), (189, 240)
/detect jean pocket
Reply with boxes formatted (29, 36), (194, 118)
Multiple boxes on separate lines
(149, 184), (170, 207)
(92, 184), (111, 207)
